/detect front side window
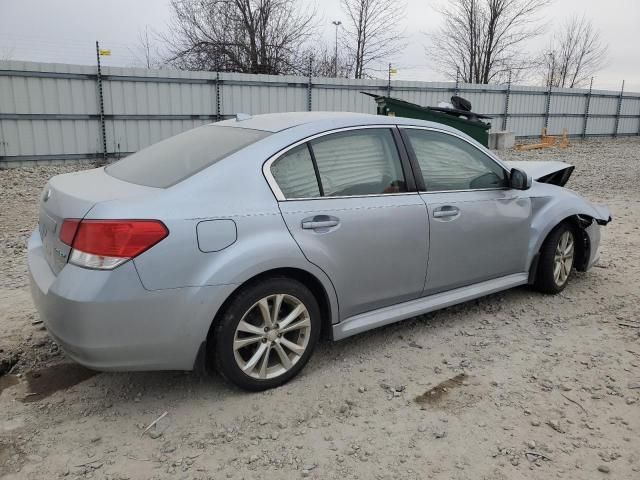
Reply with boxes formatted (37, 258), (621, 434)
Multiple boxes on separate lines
(405, 129), (508, 192)
(310, 129), (406, 196)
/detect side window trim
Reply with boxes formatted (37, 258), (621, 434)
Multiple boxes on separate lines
(397, 128), (426, 192)
(307, 142), (325, 197)
(390, 127), (417, 193)
(399, 126), (510, 193)
(264, 125), (419, 201)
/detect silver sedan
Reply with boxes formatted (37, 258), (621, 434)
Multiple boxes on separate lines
(28, 112), (611, 390)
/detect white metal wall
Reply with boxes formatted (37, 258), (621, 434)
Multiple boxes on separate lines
(1, 60), (639, 165)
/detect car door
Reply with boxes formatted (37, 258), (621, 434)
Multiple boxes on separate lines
(266, 126), (429, 320)
(400, 127), (532, 295)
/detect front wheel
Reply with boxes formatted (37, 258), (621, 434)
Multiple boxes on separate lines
(212, 277), (321, 391)
(534, 223), (576, 294)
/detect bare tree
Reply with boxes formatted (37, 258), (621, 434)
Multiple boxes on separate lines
(129, 26), (164, 68)
(340, 0), (406, 79)
(428, 0), (550, 84)
(301, 44), (353, 78)
(162, 0), (317, 74)
(0, 46), (14, 61)
(541, 15), (607, 88)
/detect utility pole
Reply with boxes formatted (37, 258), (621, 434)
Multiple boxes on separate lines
(332, 20), (341, 77)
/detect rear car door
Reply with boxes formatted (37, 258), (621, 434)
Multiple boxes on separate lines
(400, 127), (532, 295)
(266, 126), (429, 320)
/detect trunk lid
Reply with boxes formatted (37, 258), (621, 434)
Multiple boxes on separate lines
(505, 161), (574, 186)
(38, 167), (159, 274)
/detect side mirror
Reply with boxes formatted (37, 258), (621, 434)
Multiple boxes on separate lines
(510, 168), (532, 190)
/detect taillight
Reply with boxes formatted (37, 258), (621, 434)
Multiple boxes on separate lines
(60, 219), (168, 270)
(59, 218), (81, 245)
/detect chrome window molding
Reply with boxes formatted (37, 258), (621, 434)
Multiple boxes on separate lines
(277, 191), (422, 201)
(420, 187), (511, 195)
(262, 125), (410, 202)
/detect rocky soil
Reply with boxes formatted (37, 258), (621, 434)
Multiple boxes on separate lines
(1, 138), (639, 479)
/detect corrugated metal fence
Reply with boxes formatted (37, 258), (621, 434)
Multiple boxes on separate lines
(1, 60), (640, 166)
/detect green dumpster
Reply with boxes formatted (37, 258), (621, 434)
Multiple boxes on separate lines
(363, 94), (492, 147)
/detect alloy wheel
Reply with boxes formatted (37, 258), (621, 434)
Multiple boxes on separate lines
(553, 230), (574, 286)
(233, 294), (311, 379)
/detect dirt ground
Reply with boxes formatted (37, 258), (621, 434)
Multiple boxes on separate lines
(1, 138), (639, 480)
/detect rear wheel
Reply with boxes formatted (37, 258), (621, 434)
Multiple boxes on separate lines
(534, 223), (576, 294)
(212, 277), (320, 391)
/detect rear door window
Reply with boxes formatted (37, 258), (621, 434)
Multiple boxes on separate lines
(309, 129), (406, 196)
(106, 125), (270, 187)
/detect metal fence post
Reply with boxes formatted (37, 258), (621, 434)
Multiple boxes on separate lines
(582, 77), (593, 139)
(613, 79), (624, 137)
(307, 57), (313, 111)
(502, 70), (512, 131)
(387, 63), (392, 97)
(454, 67), (460, 97)
(544, 81), (553, 131)
(215, 70), (221, 121)
(95, 41), (107, 164)
(637, 96), (640, 136)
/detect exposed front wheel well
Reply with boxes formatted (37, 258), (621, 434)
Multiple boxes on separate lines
(531, 215), (592, 280)
(563, 215), (592, 272)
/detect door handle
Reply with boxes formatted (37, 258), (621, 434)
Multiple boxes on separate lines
(432, 206), (460, 218)
(301, 215), (340, 230)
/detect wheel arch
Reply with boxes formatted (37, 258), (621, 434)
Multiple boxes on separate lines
(528, 213), (593, 283)
(205, 266), (337, 348)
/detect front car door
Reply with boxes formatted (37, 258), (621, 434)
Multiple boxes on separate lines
(400, 127), (532, 295)
(266, 126), (429, 320)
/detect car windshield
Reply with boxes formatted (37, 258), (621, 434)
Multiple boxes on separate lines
(106, 125), (270, 187)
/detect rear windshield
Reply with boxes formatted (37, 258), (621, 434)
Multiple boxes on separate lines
(106, 125), (270, 187)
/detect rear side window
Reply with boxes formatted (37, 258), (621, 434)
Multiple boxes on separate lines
(271, 144), (321, 198)
(270, 128), (406, 199)
(106, 125), (269, 187)
(405, 129), (507, 191)
(310, 129), (406, 196)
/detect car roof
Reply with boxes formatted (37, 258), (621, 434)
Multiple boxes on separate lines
(214, 111), (465, 135)
(215, 112), (378, 132)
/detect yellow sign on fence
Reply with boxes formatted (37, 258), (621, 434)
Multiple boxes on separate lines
(99, 49), (111, 56)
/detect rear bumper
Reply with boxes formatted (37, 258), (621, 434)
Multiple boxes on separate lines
(28, 229), (237, 371)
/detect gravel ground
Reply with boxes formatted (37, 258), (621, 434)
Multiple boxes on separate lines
(1, 138), (639, 479)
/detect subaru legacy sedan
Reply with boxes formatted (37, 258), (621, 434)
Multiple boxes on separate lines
(28, 112), (610, 390)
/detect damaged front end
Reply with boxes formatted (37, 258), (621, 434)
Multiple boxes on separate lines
(506, 160), (612, 226)
(504, 160), (575, 187)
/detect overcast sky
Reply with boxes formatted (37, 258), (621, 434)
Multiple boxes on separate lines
(0, 0), (638, 91)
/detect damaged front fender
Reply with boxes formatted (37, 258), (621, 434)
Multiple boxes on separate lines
(526, 183), (612, 270)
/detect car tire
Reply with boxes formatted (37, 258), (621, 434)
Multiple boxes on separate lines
(212, 277), (321, 391)
(534, 223), (576, 294)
